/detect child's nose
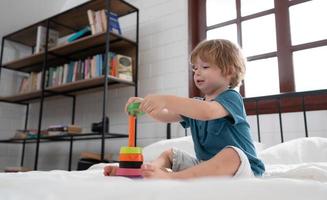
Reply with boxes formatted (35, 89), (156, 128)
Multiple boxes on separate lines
(194, 70), (201, 76)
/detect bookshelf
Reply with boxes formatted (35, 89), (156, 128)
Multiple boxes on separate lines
(0, 0), (139, 171)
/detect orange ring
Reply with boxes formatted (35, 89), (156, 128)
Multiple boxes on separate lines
(119, 154), (143, 162)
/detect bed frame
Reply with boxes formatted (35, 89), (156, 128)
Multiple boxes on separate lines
(166, 89), (327, 142)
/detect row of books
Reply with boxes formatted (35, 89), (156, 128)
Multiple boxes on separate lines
(12, 125), (82, 139)
(34, 10), (121, 54)
(18, 53), (133, 94)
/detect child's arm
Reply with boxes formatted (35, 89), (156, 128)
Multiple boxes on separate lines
(141, 95), (228, 121)
(125, 96), (182, 123)
(148, 108), (182, 123)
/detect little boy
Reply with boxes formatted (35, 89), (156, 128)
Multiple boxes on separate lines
(104, 39), (265, 179)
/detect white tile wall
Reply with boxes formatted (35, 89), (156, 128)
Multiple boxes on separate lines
(0, 0), (189, 170)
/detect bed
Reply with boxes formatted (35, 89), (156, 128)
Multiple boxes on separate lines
(1, 136), (327, 200)
(1, 91), (327, 199)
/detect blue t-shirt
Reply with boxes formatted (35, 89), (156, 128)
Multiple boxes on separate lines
(180, 89), (265, 176)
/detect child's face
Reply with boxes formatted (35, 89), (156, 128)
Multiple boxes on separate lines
(192, 57), (231, 95)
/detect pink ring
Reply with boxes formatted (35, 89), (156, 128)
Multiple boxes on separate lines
(116, 168), (142, 177)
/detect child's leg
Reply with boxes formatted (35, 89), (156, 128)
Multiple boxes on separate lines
(141, 148), (200, 179)
(142, 147), (243, 179)
(149, 148), (173, 169)
(170, 147), (242, 179)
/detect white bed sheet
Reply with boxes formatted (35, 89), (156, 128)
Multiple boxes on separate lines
(1, 164), (327, 200)
(1, 137), (327, 200)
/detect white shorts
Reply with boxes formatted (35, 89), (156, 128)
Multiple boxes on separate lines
(171, 146), (254, 178)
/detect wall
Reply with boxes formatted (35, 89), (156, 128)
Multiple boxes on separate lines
(0, 0), (75, 170)
(0, 0), (189, 170)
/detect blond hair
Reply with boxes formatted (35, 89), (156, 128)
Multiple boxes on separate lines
(190, 39), (246, 88)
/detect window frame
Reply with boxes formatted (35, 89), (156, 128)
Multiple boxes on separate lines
(188, 0), (327, 114)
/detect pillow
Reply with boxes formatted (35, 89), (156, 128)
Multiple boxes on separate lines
(254, 141), (265, 152)
(143, 136), (265, 162)
(259, 137), (327, 165)
(143, 136), (195, 162)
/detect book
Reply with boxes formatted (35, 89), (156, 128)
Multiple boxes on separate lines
(87, 10), (121, 35)
(87, 10), (96, 34)
(48, 124), (82, 134)
(34, 26), (59, 54)
(13, 129), (48, 139)
(100, 10), (107, 32)
(108, 52), (117, 76)
(4, 166), (32, 172)
(95, 11), (103, 33)
(117, 54), (132, 81)
(108, 12), (121, 35)
(18, 77), (29, 94)
(67, 26), (91, 43)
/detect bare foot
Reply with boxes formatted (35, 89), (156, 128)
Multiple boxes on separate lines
(141, 163), (172, 179)
(103, 165), (118, 176)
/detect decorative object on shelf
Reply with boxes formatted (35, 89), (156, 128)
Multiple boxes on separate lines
(67, 26), (92, 43)
(91, 117), (109, 133)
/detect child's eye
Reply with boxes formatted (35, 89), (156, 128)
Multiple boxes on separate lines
(191, 65), (197, 72)
(191, 65), (210, 72)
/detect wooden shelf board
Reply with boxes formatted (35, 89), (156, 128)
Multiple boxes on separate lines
(0, 90), (42, 103)
(2, 32), (136, 72)
(0, 132), (128, 144)
(0, 76), (134, 103)
(5, 0), (137, 46)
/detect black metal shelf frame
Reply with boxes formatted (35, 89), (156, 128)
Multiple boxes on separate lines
(0, 0), (139, 171)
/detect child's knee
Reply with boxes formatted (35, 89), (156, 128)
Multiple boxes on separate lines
(163, 148), (173, 158)
(222, 147), (241, 163)
(212, 147), (241, 174)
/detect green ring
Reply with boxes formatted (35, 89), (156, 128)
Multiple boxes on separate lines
(127, 102), (144, 116)
(120, 146), (142, 154)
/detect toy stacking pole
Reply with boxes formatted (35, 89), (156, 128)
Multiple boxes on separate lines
(128, 116), (136, 147)
(115, 102), (144, 178)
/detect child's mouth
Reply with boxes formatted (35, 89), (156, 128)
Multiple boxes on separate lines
(196, 80), (205, 84)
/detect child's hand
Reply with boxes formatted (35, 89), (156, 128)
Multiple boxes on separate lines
(140, 95), (166, 115)
(125, 97), (144, 113)
(103, 165), (118, 176)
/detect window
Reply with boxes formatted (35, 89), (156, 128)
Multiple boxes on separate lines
(289, 0), (327, 45)
(244, 57), (279, 97)
(206, 24), (238, 45)
(198, 0), (327, 97)
(293, 46), (327, 91)
(242, 14), (276, 56)
(241, 0), (274, 16)
(206, 0), (236, 26)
